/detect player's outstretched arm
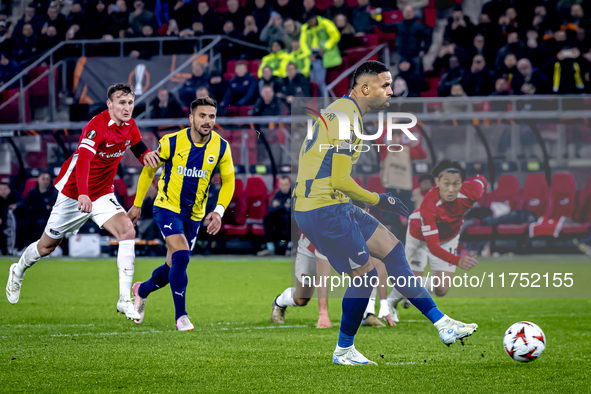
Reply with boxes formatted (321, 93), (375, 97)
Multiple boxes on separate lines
(332, 153), (380, 204)
(128, 164), (161, 225)
(421, 208), (478, 270)
(129, 134), (160, 168)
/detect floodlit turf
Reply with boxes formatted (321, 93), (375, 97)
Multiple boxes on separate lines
(1, 255), (590, 393)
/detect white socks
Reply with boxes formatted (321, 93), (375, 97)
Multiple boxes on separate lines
(364, 298), (376, 318)
(14, 241), (41, 278)
(117, 240), (135, 300)
(433, 314), (450, 330)
(276, 287), (297, 307)
(378, 299), (389, 318)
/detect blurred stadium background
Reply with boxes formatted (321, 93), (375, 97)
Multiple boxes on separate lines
(0, 0), (591, 259)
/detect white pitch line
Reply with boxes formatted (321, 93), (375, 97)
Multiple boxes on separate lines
(3, 324), (96, 328)
(0, 324), (310, 339)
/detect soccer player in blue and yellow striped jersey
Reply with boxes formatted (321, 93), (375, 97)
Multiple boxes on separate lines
(293, 61), (478, 365)
(128, 97), (235, 331)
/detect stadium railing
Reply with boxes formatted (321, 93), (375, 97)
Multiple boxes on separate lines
(0, 35), (268, 124)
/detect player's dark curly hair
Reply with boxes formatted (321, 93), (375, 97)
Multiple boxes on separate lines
(191, 97), (217, 113)
(107, 83), (135, 100)
(351, 61), (390, 89)
(432, 160), (466, 182)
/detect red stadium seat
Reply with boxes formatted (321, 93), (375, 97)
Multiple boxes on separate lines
(251, 224), (266, 235)
(424, 7), (437, 27)
(27, 66), (59, 108)
(382, 10), (403, 24)
(497, 173), (551, 236)
(238, 105), (253, 116)
(520, 173), (552, 218)
(529, 172), (576, 238)
(483, 175), (521, 209)
(224, 178), (247, 225)
(0, 89), (30, 124)
(226, 106), (238, 116)
(374, 25), (396, 50)
(421, 76), (441, 97)
(464, 222), (493, 236)
(315, 0), (332, 10)
(245, 175), (269, 225)
(344, 46), (378, 65)
(326, 57), (350, 97)
(310, 82), (318, 97)
(366, 175), (385, 194)
(226, 59), (250, 75)
(548, 172), (577, 220)
(250, 59), (262, 77)
(572, 174), (591, 226)
(22, 178), (38, 198)
(224, 129), (257, 165)
(222, 178), (249, 236)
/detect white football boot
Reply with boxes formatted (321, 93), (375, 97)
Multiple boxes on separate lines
(333, 345), (377, 365)
(176, 315), (194, 331)
(117, 297), (142, 320)
(6, 263), (23, 304)
(436, 315), (478, 345)
(131, 282), (146, 324)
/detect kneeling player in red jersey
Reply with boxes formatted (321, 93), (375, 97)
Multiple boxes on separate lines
(388, 160), (486, 322)
(6, 83), (160, 320)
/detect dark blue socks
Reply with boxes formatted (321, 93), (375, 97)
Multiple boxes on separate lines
(138, 263), (170, 299)
(169, 250), (190, 320)
(338, 268), (378, 348)
(382, 243), (444, 324)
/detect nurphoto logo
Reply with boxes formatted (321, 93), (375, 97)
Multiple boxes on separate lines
(306, 108), (418, 152)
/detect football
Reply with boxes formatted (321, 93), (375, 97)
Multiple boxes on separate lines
(503, 321), (547, 362)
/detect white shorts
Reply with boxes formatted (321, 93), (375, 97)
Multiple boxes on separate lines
(405, 227), (459, 273)
(44, 192), (125, 239)
(294, 235), (327, 283)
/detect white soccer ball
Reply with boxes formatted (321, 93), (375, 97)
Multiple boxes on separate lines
(503, 321), (546, 362)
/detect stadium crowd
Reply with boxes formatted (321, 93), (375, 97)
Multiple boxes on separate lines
(2, 0), (591, 98)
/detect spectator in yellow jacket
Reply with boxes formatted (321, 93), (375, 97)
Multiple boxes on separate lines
(258, 40), (291, 78)
(288, 40), (311, 77)
(299, 13), (342, 96)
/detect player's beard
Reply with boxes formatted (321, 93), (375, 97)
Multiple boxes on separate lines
(368, 96), (391, 111)
(192, 121), (212, 139)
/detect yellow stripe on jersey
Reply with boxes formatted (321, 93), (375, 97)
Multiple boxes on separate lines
(294, 95), (378, 212)
(134, 128), (235, 222)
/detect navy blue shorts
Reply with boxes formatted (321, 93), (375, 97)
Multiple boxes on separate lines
(153, 206), (201, 251)
(295, 202), (379, 274)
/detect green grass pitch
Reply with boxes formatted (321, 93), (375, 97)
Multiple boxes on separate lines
(1, 255), (590, 393)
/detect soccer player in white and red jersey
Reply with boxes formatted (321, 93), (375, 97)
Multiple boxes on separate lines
(388, 160), (486, 322)
(6, 83), (160, 320)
